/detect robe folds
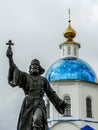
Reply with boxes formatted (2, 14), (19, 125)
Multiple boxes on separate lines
(8, 65), (65, 130)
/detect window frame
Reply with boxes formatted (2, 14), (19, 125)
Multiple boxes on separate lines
(86, 96), (92, 118)
(63, 95), (71, 116)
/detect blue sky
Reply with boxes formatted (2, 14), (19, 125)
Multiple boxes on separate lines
(0, 0), (98, 130)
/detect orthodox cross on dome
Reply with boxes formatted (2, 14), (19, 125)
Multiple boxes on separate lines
(68, 9), (71, 22)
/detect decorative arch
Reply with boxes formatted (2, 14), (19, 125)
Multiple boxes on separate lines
(51, 122), (80, 130)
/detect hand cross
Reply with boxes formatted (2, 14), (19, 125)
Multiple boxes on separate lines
(6, 40), (14, 49)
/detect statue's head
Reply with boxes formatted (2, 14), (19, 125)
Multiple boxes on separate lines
(29, 59), (45, 75)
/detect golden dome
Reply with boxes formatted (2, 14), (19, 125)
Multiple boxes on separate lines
(64, 20), (76, 41)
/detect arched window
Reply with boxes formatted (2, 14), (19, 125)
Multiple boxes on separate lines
(63, 95), (71, 116)
(86, 97), (92, 118)
(46, 99), (50, 118)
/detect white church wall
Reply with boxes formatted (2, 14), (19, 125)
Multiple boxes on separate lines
(49, 81), (98, 129)
(78, 82), (98, 120)
(50, 81), (80, 120)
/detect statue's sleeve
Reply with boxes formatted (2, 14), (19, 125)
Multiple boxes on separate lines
(8, 65), (27, 89)
(44, 78), (65, 114)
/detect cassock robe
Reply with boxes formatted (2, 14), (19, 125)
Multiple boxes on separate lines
(8, 65), (65, 130)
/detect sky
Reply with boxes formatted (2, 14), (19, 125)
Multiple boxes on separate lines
(0, 0), (98, 130)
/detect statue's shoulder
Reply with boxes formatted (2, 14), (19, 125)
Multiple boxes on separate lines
(40, 76), (48, 83)
(21, 72), (30, 79)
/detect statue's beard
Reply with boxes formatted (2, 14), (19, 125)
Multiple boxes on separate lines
(30, 68), (39, 75)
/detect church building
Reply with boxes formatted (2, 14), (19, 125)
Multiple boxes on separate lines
(45, 14), (98, 130)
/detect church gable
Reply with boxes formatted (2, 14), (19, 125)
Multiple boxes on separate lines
(81, 125), (94, 130)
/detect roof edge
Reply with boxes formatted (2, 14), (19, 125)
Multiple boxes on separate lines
(49, 80), (98, 85)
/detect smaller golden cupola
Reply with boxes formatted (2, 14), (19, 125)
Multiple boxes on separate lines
(64, 19), (76, 42)
(64, 9), (76, 42)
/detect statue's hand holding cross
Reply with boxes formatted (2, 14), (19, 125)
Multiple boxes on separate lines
(6, 40), (14, 59)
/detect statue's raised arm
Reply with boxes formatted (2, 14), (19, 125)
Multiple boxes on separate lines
(6, 40), (18, 87)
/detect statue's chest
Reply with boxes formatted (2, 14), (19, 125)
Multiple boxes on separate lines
(28, 76), (44, 96)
